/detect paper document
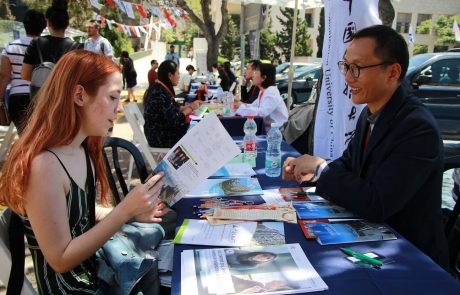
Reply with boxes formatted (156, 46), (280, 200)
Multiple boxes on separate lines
(211, 204), (297, 223)
(153, 113), (241, 205)
(173, 219), (285, 246)
(186, 178), (263, 197)
(209, 163), (256, 178)
(181, 243), (328, 295)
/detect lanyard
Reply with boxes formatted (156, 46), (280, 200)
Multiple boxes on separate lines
(258, 88), (265, 109)
(156, 80), (175, 99)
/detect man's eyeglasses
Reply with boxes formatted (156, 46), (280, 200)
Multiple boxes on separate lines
(337, 61), (392, 78)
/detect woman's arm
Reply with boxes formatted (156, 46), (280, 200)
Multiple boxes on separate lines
(24, 153), (167, 273)
(21, 63), (33, 81)
(0, 56), (11, 100)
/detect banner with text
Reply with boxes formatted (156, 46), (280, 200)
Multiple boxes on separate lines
(313, 0), (381, 160)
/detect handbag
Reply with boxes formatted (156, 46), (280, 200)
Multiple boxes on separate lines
(0, 102), (11, 126)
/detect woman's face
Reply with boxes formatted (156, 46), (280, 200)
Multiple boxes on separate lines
(252, 69), (266, 88)
(81, 72), (122, 136)
(169, 68), (180, 86)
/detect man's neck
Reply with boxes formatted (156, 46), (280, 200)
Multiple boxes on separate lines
(91, 34), (100, 42)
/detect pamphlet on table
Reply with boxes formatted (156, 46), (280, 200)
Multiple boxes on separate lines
(209, 163), (256, 178)
(173, 219), (285, 246)
(153, 113), (241, 205)
(293, 201), (357, 219)
(299, 219), (397, 245)
(209, 203), (297, 224)
(180, 243), (328, 295)
(261, 188), (324, 204)
(186, 178), (263, 197)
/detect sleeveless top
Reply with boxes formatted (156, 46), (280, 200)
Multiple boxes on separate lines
(22, 149), (97, 294)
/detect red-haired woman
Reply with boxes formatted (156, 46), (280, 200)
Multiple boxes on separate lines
(0, 50), (168, 294)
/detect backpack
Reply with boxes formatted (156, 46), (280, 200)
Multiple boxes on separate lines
(30, 38), (79, 97)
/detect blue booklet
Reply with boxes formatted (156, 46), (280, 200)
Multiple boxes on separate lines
(186, 178), (263, 197)
(299, 219), (397, 245)
(293, 202), (357, 219)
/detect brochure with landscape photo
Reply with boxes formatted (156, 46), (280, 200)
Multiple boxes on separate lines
(293, 201), (357, 219)
(279, 187), (325, 202)
(173, 219), (285, 247)
(180, 243), (328, 295)
(186, 178), (264, 197)
(299, 219), (397, 245)
(153, 113), (241, 205)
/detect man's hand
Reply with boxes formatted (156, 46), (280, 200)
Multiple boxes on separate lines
(283, 155), (325, 183)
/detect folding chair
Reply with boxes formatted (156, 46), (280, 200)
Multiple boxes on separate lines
(103, 137), (149, 204)
(0, 123), (17, 162)
(122, 103), (169, 187)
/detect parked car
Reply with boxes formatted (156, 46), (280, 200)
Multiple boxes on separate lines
(275, 62), (315, 79)
(405, 52), (460, 140)
(276, 64), (322, 108)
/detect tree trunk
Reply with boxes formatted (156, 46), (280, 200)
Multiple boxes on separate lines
(206, 37), (219, 70)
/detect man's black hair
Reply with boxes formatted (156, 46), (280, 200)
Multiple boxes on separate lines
(352, 25), (409, 82)
(23, 9), (46, 36)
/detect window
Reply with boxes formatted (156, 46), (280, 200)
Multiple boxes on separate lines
(417, 14), (432, 25)
(396, 13), (412, 33)
(426, 59), (460, 86)
(304, 13), (313, 28)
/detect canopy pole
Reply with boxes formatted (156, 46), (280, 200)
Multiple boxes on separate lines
(240, 1), (246, 74)
(287, 0), (299, 109)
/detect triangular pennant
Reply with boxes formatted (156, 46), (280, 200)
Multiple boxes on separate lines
(129, 26), (138, 37)
(106, 19), (114, 30)
(122, 1), (135, 19)
(162, 8), (176, 27)
(115, 23), (125, 33)
(134, 26), (141, 37)
(100, 16), (106, 28)
(114, 0), (126, 14)
(134, 3), (148, 19)
(106, 0), (116, 8)
(138, 26), (148, 34)
(124, 25), (132, 36)
(180, 8), (189, 20)
(90, 0), (102, 10)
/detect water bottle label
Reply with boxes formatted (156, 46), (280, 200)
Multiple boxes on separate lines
(245, 141), (256, 152)
(265, 157), (281, 169)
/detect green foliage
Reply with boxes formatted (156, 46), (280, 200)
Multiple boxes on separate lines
(218, 56), (229, 64)
(416, 19), (433, 34)
(0, 0), (14, 20)
(276, 7), (312, 61)
(413, 44), (428, 55)
(433, 15), (459, 46)
(98, 5), (133, 57)
(220, 15), (240, 60)
(260, 16), (278, 62)
(183, 23), (203, 51)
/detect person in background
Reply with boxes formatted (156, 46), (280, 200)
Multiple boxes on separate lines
(283, 25), (449, 269)
(272, 58), (280, 67)
(84, 19), (113, 58)
(211, 63), (220, 84)
(120, 51), (137, 103)
(148, 59), (159, 86)
(234, 63), (288, 132)
(143, 60), (201, 148)
(188, 47), (194, 62)
(240, 60), (261, 104)
(22, 0), (80, 98)
(219, 61), (237, 93)
(165, 45), (180, 67)
(176, 64), (196, 98)
(0, 50), (168, 293)
(0, 9), (46, 133)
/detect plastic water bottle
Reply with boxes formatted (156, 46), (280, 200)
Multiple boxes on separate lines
(243, 115), (257, 159)
(265, 122), (283, 177)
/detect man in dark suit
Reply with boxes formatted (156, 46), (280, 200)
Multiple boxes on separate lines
(283, 25), (449, 269)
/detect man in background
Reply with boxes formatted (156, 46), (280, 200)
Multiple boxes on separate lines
(240, 60), (261, 103)
(176, 65), (195, 98)
(165, 45), (180, 67)
(84, 20), (114, 58)
(148, 59), (159, 86)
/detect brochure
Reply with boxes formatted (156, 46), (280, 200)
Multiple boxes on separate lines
(186, 178), (263, 197)
(299, 219), (397, 245)
(227, 152), (256, 168)
(279, 187), (325, 202)
(210, 203), (297, 224)
(209, 163), (256, 178)
(180, 243), (328, 295)
(173, 219), (285, 246)
(293, 201), (357, 219)
(153, 113), (241, 205)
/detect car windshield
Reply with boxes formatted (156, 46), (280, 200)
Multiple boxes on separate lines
(278, 65), (319, 80)
(275, 63), (290, 74)
(407, 54), (434, 74)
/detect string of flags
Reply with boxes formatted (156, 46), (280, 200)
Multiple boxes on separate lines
(89, 0), (189, 33)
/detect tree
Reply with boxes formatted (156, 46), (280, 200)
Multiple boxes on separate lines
(220, 14), (239, 61)
(433, 15), (459, 46)
(260, 16), (278, 62)
(416, 19), (433, 34)
(316, 7), (324, 58)
(0, 0), (14, 20)
(177, 0), (229, 70)
(275, 7), (312, 61)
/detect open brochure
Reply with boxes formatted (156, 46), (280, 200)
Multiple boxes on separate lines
(173, 219), (285, 247)
(153, 113), (241, 205)
(209, 163), (256, 178)
(181, 243), (328, 295)
(186, 178), (263, 197)
(299, 219), (397, 245)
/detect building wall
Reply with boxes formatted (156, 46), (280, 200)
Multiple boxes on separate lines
(392, 0), (460, 53)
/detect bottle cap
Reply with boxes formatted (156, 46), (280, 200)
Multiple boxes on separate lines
(247, 115), (254, 119)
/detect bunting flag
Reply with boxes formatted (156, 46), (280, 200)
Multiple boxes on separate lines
(454, 19), (460, 42)
(106, 0), (116, 8)
(162, 7), (176, 27)
(180, 8), (189, 20)
(134, 3), (148, 18)
(122, 1), (135, 19)
(90, 0), (102, 10)
(100, 16), (106, 28)
(114, 0), (126, 14)
(139, 25), (148, 34)
(115, 22), (125, 33)
(129, 26), (138, 37)
(408, 24), (415, 44)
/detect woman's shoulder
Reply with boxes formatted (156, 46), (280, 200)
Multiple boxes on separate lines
(29, 150), (67, 182)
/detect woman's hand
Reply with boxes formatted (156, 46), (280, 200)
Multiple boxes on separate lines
(118, 173), (166, 221)
(134, 200), (168, 223)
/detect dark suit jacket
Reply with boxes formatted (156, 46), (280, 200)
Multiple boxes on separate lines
(316, 86), (449, 268)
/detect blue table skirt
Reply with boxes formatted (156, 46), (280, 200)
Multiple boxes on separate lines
(170, 137), (460, 294)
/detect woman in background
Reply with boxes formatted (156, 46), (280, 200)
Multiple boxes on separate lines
(144, 60), (201, 148)
(0, 50), (167, 294)
(120, 51), (138, 103)
(234, 63), (288, 132)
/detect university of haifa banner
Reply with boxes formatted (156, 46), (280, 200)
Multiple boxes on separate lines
(313, 0), (381, 160)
